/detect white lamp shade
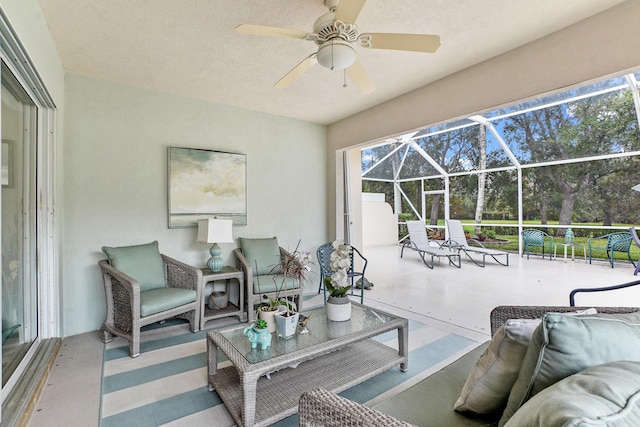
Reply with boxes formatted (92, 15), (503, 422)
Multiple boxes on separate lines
(196, 219), (234, 243)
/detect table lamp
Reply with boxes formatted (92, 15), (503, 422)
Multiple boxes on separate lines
(196, 218), (234, 272)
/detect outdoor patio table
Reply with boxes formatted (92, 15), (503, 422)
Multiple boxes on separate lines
(207, 302), (408, 427)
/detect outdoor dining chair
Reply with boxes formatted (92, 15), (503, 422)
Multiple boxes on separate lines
(587, 231), (633, 269)
(521, 228), (554, 260)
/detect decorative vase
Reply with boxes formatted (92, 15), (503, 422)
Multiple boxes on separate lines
(275, 311), (300, 338)
(257, 308), (279, 333)
(565, 228), (575, 244)
(326, 296), (352, 321)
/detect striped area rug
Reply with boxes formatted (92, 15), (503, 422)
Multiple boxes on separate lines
(100, 315), (478, 427)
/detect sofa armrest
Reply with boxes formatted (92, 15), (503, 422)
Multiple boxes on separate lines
(298, 388), (415, 427)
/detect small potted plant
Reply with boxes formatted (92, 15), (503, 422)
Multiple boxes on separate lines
(256, 295), (294, 333)
(274, 244), (313, 338)
(243, 319), (271, 349)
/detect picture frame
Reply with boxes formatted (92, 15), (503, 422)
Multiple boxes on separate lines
(2, 139), (13, 188)
(168, 146), (247, 228)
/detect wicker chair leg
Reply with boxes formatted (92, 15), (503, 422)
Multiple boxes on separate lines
(102, 329), (113, 344)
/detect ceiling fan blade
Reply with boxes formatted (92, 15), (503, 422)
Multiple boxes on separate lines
(334, 0), (367, 24)
(346, 59), (375, 94)
(275, 55), (317, 89)
(361, 33), (441, 53)
(235, 24), (308, 40)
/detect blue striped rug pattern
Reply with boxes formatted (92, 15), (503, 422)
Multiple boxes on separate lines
(100, 318), (477, 427)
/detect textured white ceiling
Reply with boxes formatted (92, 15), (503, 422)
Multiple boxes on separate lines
(38, 0), (626, 125)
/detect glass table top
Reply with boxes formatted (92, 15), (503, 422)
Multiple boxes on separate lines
(219, 304), (398, 364)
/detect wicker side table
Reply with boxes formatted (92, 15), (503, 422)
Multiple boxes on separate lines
(200, 266), (246, 329)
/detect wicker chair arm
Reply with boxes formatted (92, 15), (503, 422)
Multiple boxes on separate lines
(161, 254), (202, 292)
(490, 305), (640, 336)
(99, 259), (140, 295)
(99, 259), (141, 330)
(298, 388), (415, 427)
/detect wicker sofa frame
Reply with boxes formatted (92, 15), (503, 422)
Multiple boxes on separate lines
(298, 304), (640, 427)
(99, 255), (202, 357)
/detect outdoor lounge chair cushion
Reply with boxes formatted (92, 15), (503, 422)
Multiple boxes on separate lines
(139, 287), (197, 317)
(455, 309), (596, 415)
(102, 241), (166, 292)
(503, 361), (640, 427)
(499, 311), (640, 426)
(238, 237), (281, 276)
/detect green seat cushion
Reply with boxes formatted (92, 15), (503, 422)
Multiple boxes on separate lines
(499, 312), (640, 427)
(252, 273), (300, 294)
(140, 287), (197, 317)
(375, 342), (497, 426)
(504, 361), (640, 427)
(239, 237), (281, 275)
(102, 241), (166, 292)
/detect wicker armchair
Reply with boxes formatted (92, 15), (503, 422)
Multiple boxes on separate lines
(99, 252), (201, 357)
(234, 237), (304, 322)
(298, 304), (640, 426)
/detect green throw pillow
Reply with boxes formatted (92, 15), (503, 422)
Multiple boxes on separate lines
(239, 237), (281, 276)
(102, 241), (166, 292)
(499, 311), (640, 427)
(504, 361), (640, 426)
(455, 309), (596, 416)
(454, 318), (540, 415)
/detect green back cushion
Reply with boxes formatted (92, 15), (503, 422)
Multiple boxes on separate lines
(102, 241), (166, 292)
(503, 361), (640, 427)
(499, 312), (640, 426)
(239, 237), (281, 276)
(455, 309), (597, 416)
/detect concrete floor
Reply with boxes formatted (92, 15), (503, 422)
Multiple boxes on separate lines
(27, 244), (640, 426)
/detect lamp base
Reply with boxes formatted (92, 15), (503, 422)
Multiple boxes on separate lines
(207, 243), (224, 272)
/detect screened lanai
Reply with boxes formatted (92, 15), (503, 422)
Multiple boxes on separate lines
(361, 70), (640, 256)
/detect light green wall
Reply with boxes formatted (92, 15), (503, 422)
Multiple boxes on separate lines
(63, 75), (327, 336)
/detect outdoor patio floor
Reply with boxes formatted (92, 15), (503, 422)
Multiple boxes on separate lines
(27, 243), (640, 427)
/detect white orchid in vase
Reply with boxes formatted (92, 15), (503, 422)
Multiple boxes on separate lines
(325, 240), (352, 298)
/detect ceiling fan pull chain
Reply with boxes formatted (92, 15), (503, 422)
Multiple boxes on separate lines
(343, 69), (347, 88)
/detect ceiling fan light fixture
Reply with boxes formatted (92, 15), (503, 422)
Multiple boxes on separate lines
(316, 40), (356, 71)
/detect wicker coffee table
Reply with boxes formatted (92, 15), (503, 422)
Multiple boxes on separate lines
(207, 302), (409, 427)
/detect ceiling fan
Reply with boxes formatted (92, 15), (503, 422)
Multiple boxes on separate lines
(235, 0), (441, 94)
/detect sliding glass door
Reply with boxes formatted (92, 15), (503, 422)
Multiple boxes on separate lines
(1, 61), (38, 387)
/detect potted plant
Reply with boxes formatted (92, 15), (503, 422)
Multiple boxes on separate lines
(256, 294), (293, 333)
(324, 240), (353, 321)
(243, 319), (272, 349)
(255, 241), (313, 335)
(274, 243), (313, 338)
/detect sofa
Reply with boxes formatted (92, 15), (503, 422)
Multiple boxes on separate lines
(298, 305), (640, 426)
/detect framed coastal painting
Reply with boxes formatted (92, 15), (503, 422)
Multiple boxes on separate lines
(168, 147), (247, 227)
